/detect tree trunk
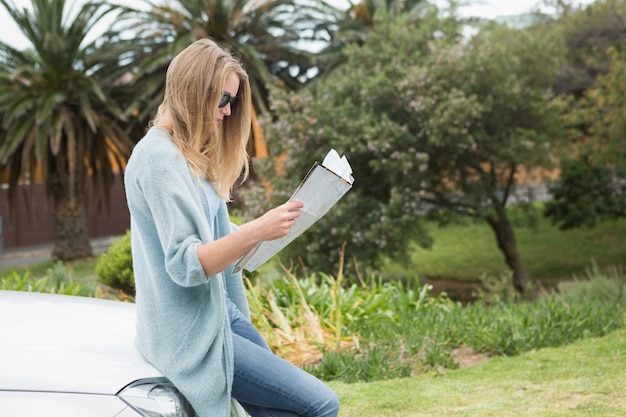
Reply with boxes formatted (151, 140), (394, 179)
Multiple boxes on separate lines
(51, 183), (93, 262)
(485, 206), (534, 299)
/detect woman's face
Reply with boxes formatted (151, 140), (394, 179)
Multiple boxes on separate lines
(216, 72), (240, 124)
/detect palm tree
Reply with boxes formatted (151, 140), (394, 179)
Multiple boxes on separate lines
(113, 0), (341, 157)
(0, 0), (138, 261)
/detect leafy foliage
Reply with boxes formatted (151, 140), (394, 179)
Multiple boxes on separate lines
(0, 0), (138, 261)
(112, 0), (342, 125)
(545, 157), (626, 229)
(0, 262), (95, 296)
(460, 295), (621, 356)
(242, 13), (563, 284)
(553, 0), (626, 96)
(95, 230), (135, 296)
(246, 261), (624, 383)
(561, 261), (626, 306)
(547, 46), (626, 229)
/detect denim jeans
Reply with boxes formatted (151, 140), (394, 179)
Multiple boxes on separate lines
(226, 297), (340, 417)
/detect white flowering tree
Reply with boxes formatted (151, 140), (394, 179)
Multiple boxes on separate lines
(245, 13), (563, 295)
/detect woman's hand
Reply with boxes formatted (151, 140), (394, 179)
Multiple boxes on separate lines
(197, 200), (304, 277)
(250, 200), (304, 241)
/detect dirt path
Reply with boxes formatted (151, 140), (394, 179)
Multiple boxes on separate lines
(423, 278), (486, 303)
(424, 276), (572, 303)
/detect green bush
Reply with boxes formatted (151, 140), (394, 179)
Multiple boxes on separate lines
(254, 264), (625, 383)
(559, 261), (626, 307)
(96, 230), (135, 295)
(458, 296), (622, 356)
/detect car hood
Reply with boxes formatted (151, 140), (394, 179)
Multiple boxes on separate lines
(0, 291), (162, 394)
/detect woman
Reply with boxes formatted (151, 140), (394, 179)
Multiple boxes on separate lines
(124, 39), (340, 417)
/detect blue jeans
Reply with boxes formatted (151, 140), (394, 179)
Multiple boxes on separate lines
(226, 297), (340, 417)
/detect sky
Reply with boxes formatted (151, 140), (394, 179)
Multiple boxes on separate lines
(443, 0), (595, 19)
(0, 0), (597, 49)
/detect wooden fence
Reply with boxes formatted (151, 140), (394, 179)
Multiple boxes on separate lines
(0, 174), (129, 251)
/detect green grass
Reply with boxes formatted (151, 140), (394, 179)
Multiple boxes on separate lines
(331, 326), (626, 416)
(385, 217), (626, 283)
(1, 257), (99, 283)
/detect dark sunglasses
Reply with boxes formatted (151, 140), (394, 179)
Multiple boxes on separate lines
(218, 92), (238, 108)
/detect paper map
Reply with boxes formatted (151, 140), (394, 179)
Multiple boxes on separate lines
(233, 149), (354, 273)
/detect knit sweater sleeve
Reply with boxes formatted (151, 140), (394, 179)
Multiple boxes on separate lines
(125, 129), (211, 287)
(220, 210), (250, 318)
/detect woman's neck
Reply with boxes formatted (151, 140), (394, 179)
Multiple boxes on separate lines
(154, 105), (174, 135)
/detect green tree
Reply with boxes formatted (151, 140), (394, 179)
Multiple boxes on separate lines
(316, 0), (462, 82)
(544, 1), (626, 231)
(544, 156), (625, 230)
(553, 0), (626, 96)
(116, 0), (341, 138)
(546, 46), (626, 229)
(244, 14), (563, 295)
(0, 0), (137, 261)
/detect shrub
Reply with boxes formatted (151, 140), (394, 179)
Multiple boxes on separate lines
(96, 230), (135, 295)
(250, 263), (625, 383)
(558, 261), (626, 307)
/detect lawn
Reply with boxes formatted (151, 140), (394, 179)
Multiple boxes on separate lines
(383, 217), (626, 283)
(331, 326), (626, 417)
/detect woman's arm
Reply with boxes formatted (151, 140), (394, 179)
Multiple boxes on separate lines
(196, 200), (304, 277)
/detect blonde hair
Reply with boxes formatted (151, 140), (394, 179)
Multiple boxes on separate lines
(154, 38), (251, 201)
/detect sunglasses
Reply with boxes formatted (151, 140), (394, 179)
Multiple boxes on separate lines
(218, 92), (238, 108)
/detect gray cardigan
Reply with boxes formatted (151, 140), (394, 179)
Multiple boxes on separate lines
(124, 127), (249, 417)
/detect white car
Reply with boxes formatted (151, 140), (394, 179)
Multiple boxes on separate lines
(0, 290), (247, 417)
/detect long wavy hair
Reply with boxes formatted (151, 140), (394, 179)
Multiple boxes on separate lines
(154, 38), (251, 201)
